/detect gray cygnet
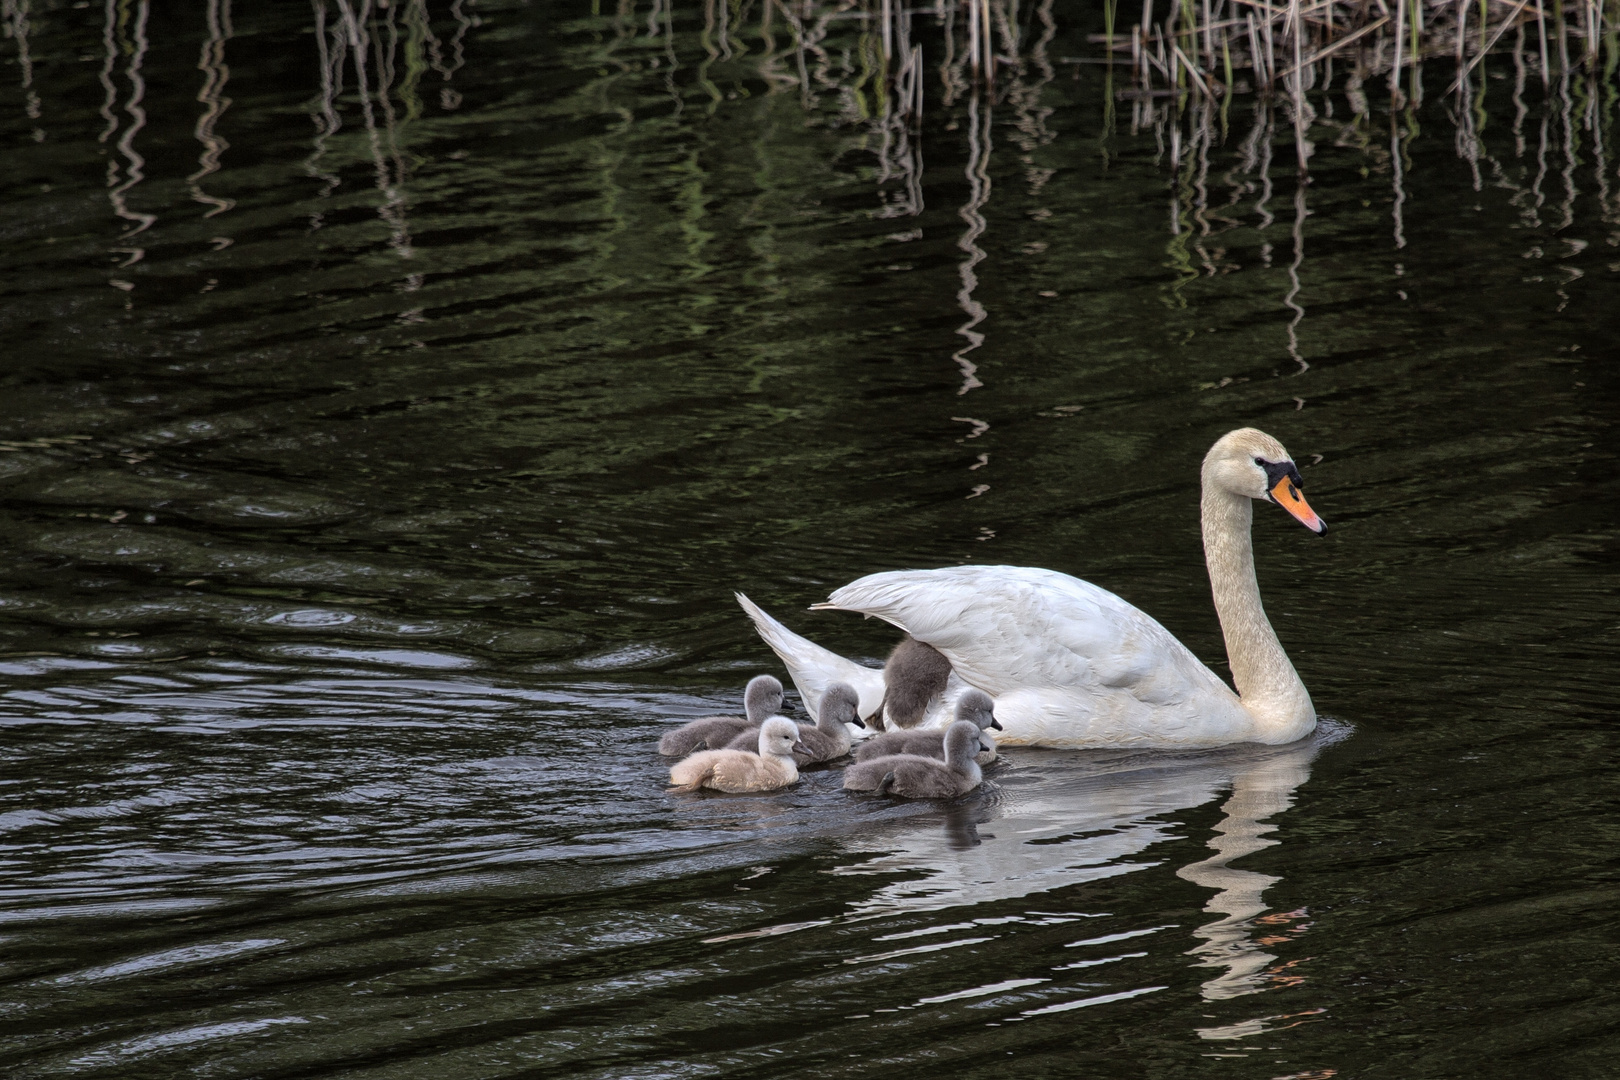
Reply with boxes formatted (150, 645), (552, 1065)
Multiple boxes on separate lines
(658, 675), (784, 757)
(874, 636), (952, 730)
(854, 689), (1001, 765)
(725, 682), (863, 764)
(841, 720), (987, 799)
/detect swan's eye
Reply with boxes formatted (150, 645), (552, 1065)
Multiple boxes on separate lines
(1253, 457), (1266, 466)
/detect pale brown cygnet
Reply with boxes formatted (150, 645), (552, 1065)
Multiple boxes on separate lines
(854, 689), (1001, 765)
(658, 675), (785, 757)
(841, 720), (987, 799)
(668, 717), (806, 793)
(724, 682), (864, 765)
(876, 636), (952, 730)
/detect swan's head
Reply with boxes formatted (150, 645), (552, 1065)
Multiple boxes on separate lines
(955, 689), (1002, 731)
(1203, 428), (1326, 535)
(821, 682), (865, 730)
(759, 716), (807, 759)
(743, 675), (787, 723)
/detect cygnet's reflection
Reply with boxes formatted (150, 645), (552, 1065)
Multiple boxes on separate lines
(832, 722), (1346, 1001)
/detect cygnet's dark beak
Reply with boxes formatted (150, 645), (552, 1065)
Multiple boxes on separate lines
(852, 714), (867, 730)
(989, 716), (1003, 731)
(979, 739), (993, 753)
(792, 741), (809, 756)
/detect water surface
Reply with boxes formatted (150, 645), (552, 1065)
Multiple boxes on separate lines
(2, 1), (1618, 1077)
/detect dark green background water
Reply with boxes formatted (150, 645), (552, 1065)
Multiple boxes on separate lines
(2, 1), (1617, 1076)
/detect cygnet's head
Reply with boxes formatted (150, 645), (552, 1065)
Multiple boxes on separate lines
(758, 716), (808, 759)
(944, 720), (989, 763)
(955, 689), (1001, 731)
(1201, 428), (1326, 535)
(820, 682), (864, 730)
(743, 675), (787, 722)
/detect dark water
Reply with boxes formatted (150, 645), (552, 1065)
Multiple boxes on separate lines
(3, 1), (1619, 1076)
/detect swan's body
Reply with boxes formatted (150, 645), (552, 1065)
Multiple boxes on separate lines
(658, 675), (785, 757)
(725, 682), (862, 764)
(668, 717), (806, 793)
(843, 721), (988, 798)
(739, 429), (1326, 750)
(856, 689), (1002, 764)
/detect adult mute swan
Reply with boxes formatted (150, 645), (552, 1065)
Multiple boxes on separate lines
(737, 428), (1326, 749)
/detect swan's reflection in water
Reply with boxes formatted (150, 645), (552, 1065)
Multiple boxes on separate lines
(1176, 745), (1315, 1001)
(830, 721), (1347, 1018)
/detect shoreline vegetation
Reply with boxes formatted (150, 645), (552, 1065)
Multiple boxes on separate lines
(747, 0), (1618, 173)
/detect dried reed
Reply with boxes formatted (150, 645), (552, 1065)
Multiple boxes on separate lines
(1091, 0), (1616, 103)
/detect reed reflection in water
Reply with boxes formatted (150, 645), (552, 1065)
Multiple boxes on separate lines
(6, 0), (1613, 436)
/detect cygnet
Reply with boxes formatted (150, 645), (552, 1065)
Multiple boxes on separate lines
(841, 720), (987, 799)
(658, 675), (785, 757)
(876, 636), (952, 730)
(668, 717), (806, 793)
(854, 689), (1002, 765)
(724, 682), (864, 765)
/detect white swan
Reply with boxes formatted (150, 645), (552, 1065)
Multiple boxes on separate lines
(737, 428), (1326, 749)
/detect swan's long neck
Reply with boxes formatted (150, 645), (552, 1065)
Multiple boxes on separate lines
(1200, 485), (1314, 739)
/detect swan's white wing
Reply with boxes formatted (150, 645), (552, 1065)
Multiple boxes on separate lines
(819, 566), (1204, 693)
(735, 592), (886, 725)
(818, 566), (1247, 745)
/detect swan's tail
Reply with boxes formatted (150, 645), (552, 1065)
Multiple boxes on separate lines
(735, 592), (886, 724)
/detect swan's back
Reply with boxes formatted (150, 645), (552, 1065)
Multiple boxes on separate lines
(821, 566), (1252, 746)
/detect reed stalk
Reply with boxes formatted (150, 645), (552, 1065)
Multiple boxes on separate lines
(1074, 0), (1610, 105)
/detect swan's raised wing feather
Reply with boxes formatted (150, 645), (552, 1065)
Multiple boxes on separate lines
(735, 592), (886, 722)
(818, 566), (1231, 709)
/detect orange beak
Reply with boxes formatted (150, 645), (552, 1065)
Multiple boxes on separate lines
(1270, 476), (1326, 535)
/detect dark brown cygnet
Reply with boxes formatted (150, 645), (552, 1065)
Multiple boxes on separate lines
(854, 689), (1000, 765)
(724, 682), (863, 765)
(657, 675), (784, 757)
(841, 720), (987, 799)
(876, 637), (952, 730)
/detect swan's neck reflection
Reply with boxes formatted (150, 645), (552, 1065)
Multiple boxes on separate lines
(1175, 751), (1311, 1000)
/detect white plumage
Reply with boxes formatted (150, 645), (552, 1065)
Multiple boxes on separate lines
(733, 592), (887, 727)
(737, 428), (1326, 750)
(811, 566), (1253, 747)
